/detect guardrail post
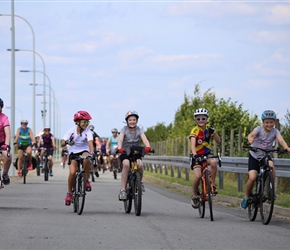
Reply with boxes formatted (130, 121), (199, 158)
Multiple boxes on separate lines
(165, 165), (168, 175)
(177, 166), (181, 178)
(159, 164), (162, 174)
(238, 173), (243, 192)
(185, 168), (189, 181)
(218, 171), (224, 189)
(170, 165), (174, 177)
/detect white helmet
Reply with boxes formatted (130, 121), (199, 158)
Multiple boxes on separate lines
(194, 108), (209, 117)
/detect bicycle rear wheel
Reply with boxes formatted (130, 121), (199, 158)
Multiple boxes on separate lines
(248, 181), (259, 221)
(76, 172), (86, 215)
(198, 179), (205, 218)
(36, 156), (40, 176)
(134, 171), (142, 216)
(124, 177), (133, 214)
(44, 158), (49, 181)
(22, 157), (28, 184)
(260, 171), (274, 225)
(205, 171), (213, 221)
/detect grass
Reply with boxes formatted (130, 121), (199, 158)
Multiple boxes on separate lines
(144, 168), (290, 208)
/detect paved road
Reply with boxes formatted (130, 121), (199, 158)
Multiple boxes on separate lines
(1, 164), (290, 250)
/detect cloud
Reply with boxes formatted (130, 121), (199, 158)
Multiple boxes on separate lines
(117, 46), (152, 62)
(266, 4), (290, 25)
(252, 30), (290, 45)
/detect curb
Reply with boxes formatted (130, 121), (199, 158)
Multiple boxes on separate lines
(144, 175), (290, 219)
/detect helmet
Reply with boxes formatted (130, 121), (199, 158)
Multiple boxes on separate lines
(125, 110), (139, 121)
(0, 98), (3, 107)
(89, 125), (95, 131)
(73, 110), (92, 122)
(261, 110), (276, 120)
(21, 119), (28, 124)
(111, 128), (118, 133)
(194, 108), (209, 117)
(43, 126), (50, 131)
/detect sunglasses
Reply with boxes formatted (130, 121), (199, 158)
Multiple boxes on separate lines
(196, 117), (207, 121)
(80, 120), (90, 124)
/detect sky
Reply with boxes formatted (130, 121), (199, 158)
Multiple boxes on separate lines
(1, 0), (290, 139)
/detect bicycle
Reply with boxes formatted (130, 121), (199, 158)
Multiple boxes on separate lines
(122, 145), (154, 216)
(40, 147), (53, 181)
(244, 146), (287, 225)
(112, 155), (118, 180)
(69, 153), (93, 215)
(0, 147), (10, 190)
(90, 151), (99, 182)
(191, 153), (221, 221)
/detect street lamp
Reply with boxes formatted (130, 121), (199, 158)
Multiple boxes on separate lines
(6, 106), (23, 119)
(8, 48), (46, 130)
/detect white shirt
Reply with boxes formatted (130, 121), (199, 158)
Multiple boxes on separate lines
(63, 126), (93, 154)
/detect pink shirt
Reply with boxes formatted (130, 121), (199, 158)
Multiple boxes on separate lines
(0, 113), (10, 143)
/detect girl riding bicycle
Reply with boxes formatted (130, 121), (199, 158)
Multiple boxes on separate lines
(117, 110), (151, 201)
(62, 110), (95, 206)
(240, 110), (290, 209)
(189, 108), (221, 208)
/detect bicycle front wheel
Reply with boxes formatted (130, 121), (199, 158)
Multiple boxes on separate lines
(260, 171), (274, 225)
(205, 171), (213, 221)
(198, 178), (205, 218)
(248, 181), (259, 221)
(124, 177), (133, 214)
(22, 157), (28, 184)
(134, 171), (142, 216)
(44, 158), (49, 181)
(76, 172), (86, 215)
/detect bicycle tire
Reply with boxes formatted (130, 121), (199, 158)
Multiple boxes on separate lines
(73, 179), (77, 213)
(198, 179), (205, 218)
(36, 156), (40, 176)
(248, 180), (259, 221)
(22, 156), (28, 184)
(76, 172), (86, 215)
(205, 171), (213, 221)
(124, 176), (133, 214)
(134, 171), (142, 216)
(260, 171), (274, 225)
(91, 171), (95, 182)
(44, 157), (49, 181)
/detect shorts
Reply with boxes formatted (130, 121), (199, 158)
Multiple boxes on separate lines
(43, 148), (54, 157)
(248, 153), (273, 172)
(18, 144), (32, 151)
(119, 153), (142, 163)
(68, 151), (89, 165)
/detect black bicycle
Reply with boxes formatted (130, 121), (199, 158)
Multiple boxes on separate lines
(21, 152), (29, 184)
(90, 151), (99, 182)
(112, 154), (118, 180)
(122, 145), (154, 216)
(40, 147), (53, 181)
(69, 154), (93, 215)
(0, 147), (10, 190)
(244, 146), (287, 225)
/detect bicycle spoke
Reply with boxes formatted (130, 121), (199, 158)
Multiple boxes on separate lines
(260, 171), (274, 225)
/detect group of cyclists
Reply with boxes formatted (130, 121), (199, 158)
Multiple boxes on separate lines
(1, 94), (290, 212)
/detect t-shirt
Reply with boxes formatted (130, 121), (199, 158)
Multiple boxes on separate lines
(109, 135), (119, 154)
(189, 125), (212, 155)
(0, 113), (10, 143)
(120, 126), (144, 152)
(250, 126), (280, 160)
(63, 126), (93, 154)
(18, 127), (31, 146)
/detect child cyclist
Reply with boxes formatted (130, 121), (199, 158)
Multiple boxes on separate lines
(117, 110), (151, 201)
(240, 110), (290, 209)
(189, 108), (221, 208)
(61, 110), (95, 206)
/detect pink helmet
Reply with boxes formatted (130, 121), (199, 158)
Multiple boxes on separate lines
(73, 110), (92, 121)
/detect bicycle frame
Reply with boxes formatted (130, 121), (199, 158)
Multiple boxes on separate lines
(0, 147), (10, 190)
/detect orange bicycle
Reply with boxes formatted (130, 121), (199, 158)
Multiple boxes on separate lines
(191, 153), (221, 221)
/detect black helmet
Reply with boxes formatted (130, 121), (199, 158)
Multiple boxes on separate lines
(0, 98), (4, 108)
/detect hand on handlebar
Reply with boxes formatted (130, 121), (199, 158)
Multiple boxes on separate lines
(0, 144), (10, 151)
(145, 147), (151, 153)
(117, 148), (124, 153)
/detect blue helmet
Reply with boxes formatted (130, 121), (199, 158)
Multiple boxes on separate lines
(0, 98), (3, 107)
(261, 110), (276, 120)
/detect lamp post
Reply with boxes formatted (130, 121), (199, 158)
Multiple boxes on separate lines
(0, 13), (36, 134)
(6, 106), (23, 119)
(8, 49), (46, 130)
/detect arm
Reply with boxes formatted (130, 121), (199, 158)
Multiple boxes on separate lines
(140, 134), (150, 148)
(190, 137), (197, 155)
(277, 134), (290, 152)
(248, 129), (258, 145)
(117, 133), (124, 149)
(106, 139), (110, 154)
(14, 128), (19, 144)
(51, 136), (56, 148)
(213, 132), (221, 144)
(88, 140), (95, 153)
(4, 126), (11, 146)
(61, 139), (67, 147)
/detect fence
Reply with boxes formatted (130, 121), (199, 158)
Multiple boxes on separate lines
(143, 155), (290, 192)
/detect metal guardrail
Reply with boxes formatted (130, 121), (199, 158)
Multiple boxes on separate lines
(143, 155), (290, 192)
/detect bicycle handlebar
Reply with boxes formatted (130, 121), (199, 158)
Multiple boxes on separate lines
(0, 146), (10, 158)
(191, 153), (222, 168)
(244, 146), (287, 155)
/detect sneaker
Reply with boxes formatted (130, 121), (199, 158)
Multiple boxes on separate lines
(119, 189), (127, 201)
(2, 173), (10, 185)
(17, 172), (22, 178)
(86, 181), (92, 192)
(213, 185), (218, 195)
(60, 163), (63, 166)
(64, 193), (73, 206)
(95, 171), (99, 178)
(28, 163), (33, 170)
(49, 170), (53, 177)
(191, 196), (199, 209)
(240, 197), (248, 209)
(141, 181), (145, 192)
(39, 162), (43, 168)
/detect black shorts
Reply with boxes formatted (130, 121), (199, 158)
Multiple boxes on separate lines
(119, 153), (142, 163)
(43, 148), (54, 157)
(18, 144), (32, 151)
(248, 153), (273, 172)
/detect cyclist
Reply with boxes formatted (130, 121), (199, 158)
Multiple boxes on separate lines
(14, 120), (36, 177)
(61, 145), (69, 167)
(99, 138), (109, 171)
(38, 127), (56, 177)
(89, 124), (101, 177)
(62, 110), (95, 206)
(0, 98), (12, 185)
(106, 128), (120, 171)
(240, 110), (290, 209)
(189, 108), (221, 209)
(117, 110), (151, 201)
